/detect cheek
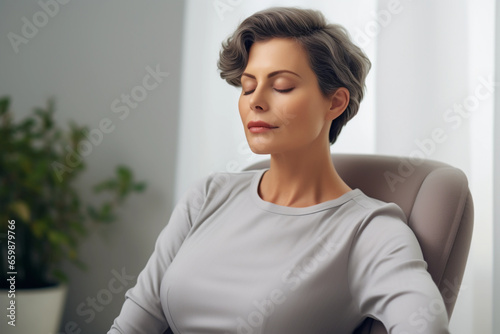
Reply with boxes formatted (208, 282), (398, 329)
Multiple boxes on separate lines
(274, 103), (297, 126)
(276, 95), (315, 127)
(238, 97), (246, 120)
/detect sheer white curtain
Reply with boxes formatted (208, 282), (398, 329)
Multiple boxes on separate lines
(495, 1), (500, 328)
(176, 0), (495, 332)
(375, 0), (494, 332)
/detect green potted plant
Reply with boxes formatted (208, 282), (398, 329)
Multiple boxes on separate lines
(0, 96), (146, 332)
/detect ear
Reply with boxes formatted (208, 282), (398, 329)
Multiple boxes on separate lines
(326, 87), (350, 121)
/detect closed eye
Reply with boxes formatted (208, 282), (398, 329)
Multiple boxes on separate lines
(242, 88), (294, 95)
(274, 88), (294, 93)
(243, 89), (255, 96)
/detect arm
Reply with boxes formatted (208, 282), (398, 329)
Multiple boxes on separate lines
(108, 179), (206, 334)
(348, 204), (450, 334)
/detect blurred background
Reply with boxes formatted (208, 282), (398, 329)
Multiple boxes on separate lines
(0, 0), (497, 332)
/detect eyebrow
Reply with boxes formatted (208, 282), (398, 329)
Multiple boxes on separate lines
(241, 70), (301, 79)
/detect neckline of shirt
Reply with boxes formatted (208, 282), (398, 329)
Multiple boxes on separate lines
(250, 169), (363, 216)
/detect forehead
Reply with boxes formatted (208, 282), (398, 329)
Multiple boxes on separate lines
(245, 38), (311, 74)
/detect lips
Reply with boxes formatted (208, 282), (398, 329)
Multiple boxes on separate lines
(247, 121), (278, 134)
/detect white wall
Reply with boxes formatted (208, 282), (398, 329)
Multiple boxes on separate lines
(0, 1), (185, 332)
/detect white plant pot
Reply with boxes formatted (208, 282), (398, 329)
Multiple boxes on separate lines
(0, 283), (67, 334)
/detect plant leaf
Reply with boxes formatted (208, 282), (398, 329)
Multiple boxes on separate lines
(133, 182), (147, 192)
(52, 269), (68, 283)
(9, 201), (31, 221)
(0, 96), (10, 116)
(87, 206), (100, 221)
(93, 179), (118, 193)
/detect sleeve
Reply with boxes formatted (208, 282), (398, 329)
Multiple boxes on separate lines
(348, 204), (450, 334)
(107, 177), (208, 334)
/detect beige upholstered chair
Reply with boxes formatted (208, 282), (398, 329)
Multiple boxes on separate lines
(244, 153), (474, 333)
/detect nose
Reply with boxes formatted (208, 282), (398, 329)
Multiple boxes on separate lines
(249, 87), (268, 112)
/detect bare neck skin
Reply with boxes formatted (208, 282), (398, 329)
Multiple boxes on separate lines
(258, 137), (352, 208)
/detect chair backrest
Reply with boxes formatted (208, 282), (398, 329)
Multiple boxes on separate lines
(243, 153), (474, 334)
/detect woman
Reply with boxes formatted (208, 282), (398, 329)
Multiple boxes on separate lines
(109, 7), (449, 333)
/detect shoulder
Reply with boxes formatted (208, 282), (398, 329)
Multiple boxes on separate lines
(191, 169), (261, 196)
(169, 170), (263, 229)
(205, 169), (260, 191)
(346, 191), (423, 261)
(346, 191), (408, 228)
(345, 191), (417, 249)
(178, 169), (263, 208)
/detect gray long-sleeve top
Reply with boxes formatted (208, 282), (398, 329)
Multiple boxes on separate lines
(108, 169), (449, 333)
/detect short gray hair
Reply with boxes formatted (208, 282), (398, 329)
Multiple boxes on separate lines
(218, 7), (371, 144)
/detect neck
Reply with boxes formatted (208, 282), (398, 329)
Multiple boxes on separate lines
(258, 141), (352, 207)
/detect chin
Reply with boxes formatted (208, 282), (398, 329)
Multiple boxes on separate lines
(247, 140), (274, 155)
(248, 145), (271, 155)
(246, 135), (291, 155)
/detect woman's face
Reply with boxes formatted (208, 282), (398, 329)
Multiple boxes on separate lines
(238, 37), (342, 155)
